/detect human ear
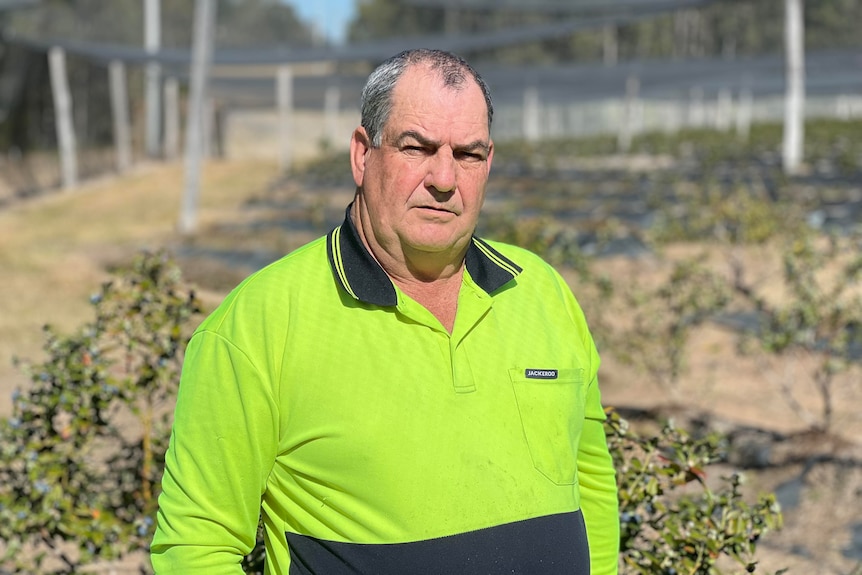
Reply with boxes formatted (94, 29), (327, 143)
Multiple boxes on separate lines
(350, 127), (371, 187)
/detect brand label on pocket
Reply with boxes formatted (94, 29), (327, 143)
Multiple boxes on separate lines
(525, 369), (558, 379)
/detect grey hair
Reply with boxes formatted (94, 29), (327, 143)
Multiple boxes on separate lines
(360, 49), (494, 148)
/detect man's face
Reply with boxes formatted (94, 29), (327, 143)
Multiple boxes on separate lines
(351, 64), (493, 268)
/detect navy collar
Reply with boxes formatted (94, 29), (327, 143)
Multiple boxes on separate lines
(326, 205), (522, 307)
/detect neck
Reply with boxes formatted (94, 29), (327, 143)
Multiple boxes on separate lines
(349, 199), (470, 283)
(372, 245), (466, 334)
(394, 270), (464, 333)
(349, 202), (467, 332)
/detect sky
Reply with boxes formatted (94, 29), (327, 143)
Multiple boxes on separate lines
(280, 0), (357, 45)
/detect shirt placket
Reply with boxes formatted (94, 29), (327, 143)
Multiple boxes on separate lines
(449, 284), (493, 394)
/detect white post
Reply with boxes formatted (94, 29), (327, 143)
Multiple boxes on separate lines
(277, 67), (293, 170)
(736, 86), (753, 141)
(618, 75), (639, 152)
(663, 102), (680, 134)
(835, 96), (851, 120)
(48, 47), (78, 190)
(109, 60), (132, 173)
(716, 88), (732, 131)
(324, 84), (341, 149)
(202, 96), (215, 159)
(568, 103), (584, 138)
(523, 86), (540, 142)
(163, 76), (180, 160)
(688, 86), (704, 127)
(546, 105), (563, 138)
(144, 0), (162, 158)
(782, 0), (805, 174)
(179, 0), (216, 234)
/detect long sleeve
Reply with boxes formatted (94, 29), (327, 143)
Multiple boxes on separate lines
(556, 270), (620, 574)
(577, 405), (620, 575)
(151, 330), (279, 574)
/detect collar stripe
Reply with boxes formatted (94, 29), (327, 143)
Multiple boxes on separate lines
(327, 226), (359, 300)
(471, 237), (522, 279)
(327, 205), (522, 306)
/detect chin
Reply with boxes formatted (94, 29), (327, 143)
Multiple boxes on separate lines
(407, 233), (471, 255)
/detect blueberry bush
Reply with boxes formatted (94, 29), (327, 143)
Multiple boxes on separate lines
(0, 251), (202, 573)
(0, 249), (785, 574)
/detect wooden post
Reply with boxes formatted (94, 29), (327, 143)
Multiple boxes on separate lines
(163, 76), (180, 160)
(179, 0), (216, 234)
(48, 47), (78, 190)
(109, 60), (132, 173)
(277, 66), (293, 171)
(782, 0), (805, 174)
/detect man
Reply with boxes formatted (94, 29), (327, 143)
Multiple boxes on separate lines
(151, 49), (619, 574)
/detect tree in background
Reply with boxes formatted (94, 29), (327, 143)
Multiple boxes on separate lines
(346, 0), (862, 64)
(1, 0), (314, 48)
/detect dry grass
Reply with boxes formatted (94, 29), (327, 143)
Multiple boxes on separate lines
(0, 159), (280, 416)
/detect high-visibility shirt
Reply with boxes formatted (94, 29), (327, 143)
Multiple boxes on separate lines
(151, 208), (619, 575)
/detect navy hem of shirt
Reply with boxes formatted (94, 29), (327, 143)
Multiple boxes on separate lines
(285, 511), (590, 575)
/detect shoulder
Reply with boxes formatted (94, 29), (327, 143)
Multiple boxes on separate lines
(479, 238), (567, 285)
(199, 235), (331, 331)
(478, 238), (592, 328)
(231, 236), (330, 301)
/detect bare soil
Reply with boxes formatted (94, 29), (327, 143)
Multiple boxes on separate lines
(1, 159), (860, 574)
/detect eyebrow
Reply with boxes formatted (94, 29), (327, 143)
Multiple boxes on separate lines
(394, 130), (490, 155)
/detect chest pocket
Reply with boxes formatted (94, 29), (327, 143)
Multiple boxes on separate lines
(509, 368), (586, 485)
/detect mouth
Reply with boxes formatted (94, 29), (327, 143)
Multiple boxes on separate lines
(416, 205), (457, 215)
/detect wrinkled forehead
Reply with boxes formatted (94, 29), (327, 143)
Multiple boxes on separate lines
(387, 65), (491, 139)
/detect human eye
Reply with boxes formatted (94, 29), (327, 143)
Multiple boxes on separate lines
(455, 150), (487, 163)
(400, 142), (429, 156)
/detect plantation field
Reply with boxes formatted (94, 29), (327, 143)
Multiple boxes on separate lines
(1, 121), (861, 573)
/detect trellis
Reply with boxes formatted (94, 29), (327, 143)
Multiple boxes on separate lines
(0, 0), (837, 227)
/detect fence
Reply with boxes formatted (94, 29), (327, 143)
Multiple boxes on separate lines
(2, 45), (861, 201)
(219, 48), (862, 162)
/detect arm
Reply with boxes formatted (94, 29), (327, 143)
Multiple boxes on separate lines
(556, 270), (620, 574)
(151, 330), (278, 574)
(577, 403), (620, 575)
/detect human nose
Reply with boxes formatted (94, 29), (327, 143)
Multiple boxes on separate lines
(424, 149), (456, 194)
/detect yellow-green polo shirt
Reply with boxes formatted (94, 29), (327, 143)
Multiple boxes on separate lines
(152, 208), (619, 575)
